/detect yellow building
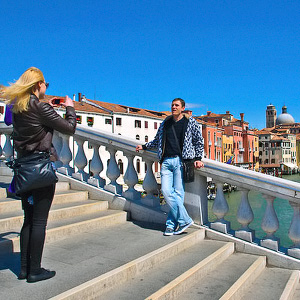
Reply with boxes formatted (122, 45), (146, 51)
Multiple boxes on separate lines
(222, 135), (234, 163)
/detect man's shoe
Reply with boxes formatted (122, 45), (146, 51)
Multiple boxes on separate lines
(163, 228), (174, 236)
(174, 221), (194, 235)
(17, 269), (27, 280)
(27, 268), (56, 283)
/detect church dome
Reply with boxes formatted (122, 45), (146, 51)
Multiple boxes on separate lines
(276, 105), (295, 125)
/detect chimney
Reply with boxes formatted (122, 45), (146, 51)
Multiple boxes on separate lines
(240, 113), (244, 122)
(78, 92), (82, 102)
(207, 111), (211, 116)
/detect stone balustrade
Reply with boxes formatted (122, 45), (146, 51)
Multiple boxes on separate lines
(1, 122), (300, 259)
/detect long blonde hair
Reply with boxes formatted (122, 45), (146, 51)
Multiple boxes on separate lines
(0, 67), (45, 113)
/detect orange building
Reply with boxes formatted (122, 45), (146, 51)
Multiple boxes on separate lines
(197, 111), (258, 169)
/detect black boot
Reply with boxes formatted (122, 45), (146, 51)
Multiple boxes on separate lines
(27, 268), (56, 283)
(17, 268), (27, 280)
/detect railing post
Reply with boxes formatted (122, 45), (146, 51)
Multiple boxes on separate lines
(87, 143), (105, 188)
(57, 134), (74, 175)
(211, 181), (230, 233)
(235, 188), (255, 242)
(104, 147), (122, 195)
(288, 202), (300, 259)
(185, 172), (208, 225)
(52, 131), (63, 168)
(260, 194), (280, 251)
(122, 152), (141, 201)
(3, 133), (13, 161)
(141, 158), (160, 207)
(72, 138), (88, 181)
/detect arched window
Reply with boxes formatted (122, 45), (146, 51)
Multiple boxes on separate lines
(118, 159), (124, 175)
(136, 159), (141, 173)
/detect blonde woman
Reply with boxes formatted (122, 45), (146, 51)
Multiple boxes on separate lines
(1, 67), (76, 283)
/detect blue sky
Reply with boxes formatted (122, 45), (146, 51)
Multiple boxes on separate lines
(1, 0), (300, 129)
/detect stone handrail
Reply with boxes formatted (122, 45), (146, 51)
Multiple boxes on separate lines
(1, 122), (300, 259)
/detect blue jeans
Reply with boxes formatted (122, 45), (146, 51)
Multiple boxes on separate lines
(161, 156), (193, 230)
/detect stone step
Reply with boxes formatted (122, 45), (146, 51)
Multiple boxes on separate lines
(96, 239), (232, 300)
(0, 189), (89, 214)
(241, 266), (297, 300)
(174, 252), (262, 300)
(280, 271), (300, 300)
(0, 222), (199, 300)
(0, 199), (109, 233)
(0, 181), (70, 197)
(292, 273), (300, 300)
(0, 209), (127, 255)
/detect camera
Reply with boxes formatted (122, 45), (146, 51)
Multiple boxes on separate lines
(52, 98), (64, 105)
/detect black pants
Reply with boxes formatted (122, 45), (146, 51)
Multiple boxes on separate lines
(20, 183), (56, 273)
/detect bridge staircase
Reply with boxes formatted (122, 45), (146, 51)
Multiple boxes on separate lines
(1, 172), (300, 300)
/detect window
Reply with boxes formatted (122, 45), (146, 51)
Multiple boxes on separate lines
(136, 159), (141, 173)
(105, 118), (112, 125)
(118, 159), (124, 175)
(145, 135), (148, 142)
(76, 115), (82, 124)
(116, 118), (122, 126)
(135, 120), (141, 128)
(136, 135), (140, 140)
(154, 122), (157, 129)
(87, 117), (94, 127)
(145, 121), (148, 128)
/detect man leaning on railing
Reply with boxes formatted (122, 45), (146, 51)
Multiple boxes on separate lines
(136, 98), (204, 236)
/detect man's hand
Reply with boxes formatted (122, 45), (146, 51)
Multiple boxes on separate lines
(194, 160), (204, 169)
(136, 145), (143, 152)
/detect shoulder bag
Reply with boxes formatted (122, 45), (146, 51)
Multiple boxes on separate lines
(6, 151), (58, 194)
(171, 125), (195, 183)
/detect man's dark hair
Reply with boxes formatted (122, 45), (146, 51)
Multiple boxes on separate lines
(172, 98), (185, 108)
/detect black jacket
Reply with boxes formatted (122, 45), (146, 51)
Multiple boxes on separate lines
(13, 94), (76, 158)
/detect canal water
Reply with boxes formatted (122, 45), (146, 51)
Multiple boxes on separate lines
(207, 174), (300, 248)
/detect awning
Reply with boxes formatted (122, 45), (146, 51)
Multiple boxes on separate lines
(282, 163), (298, 169)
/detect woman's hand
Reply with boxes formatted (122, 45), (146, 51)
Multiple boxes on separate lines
(48, 98), (56, 107)
(61, 96), (74, 108)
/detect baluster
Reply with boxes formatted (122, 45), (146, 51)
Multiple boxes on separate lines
(104, 147), (122, 194)
(287, 202), (300, 259)
(141, 159), (160, 207)
(52, 131), (63, 168)
(3, 133), (13, 161)
(57, 134), (74, 175)
(122, 152), (141, 201)
(0, 134), (3, 158)
(211, 181), (230, 233)
(87, 143), (105, 188)
(72, 138), (88, 181)
(235, 188), (255, 242)
(260, 194), (280, 251)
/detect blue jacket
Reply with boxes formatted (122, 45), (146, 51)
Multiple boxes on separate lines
(143, 114), (204, 162)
